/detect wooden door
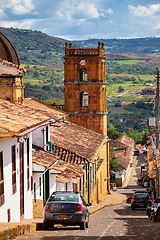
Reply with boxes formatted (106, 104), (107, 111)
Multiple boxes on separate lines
(19, 143), (24, 217)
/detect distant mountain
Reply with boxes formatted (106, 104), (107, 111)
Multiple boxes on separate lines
(1, 27), (160, 67)
(74, 38), (160, 54)
(0, 27), (66, 67)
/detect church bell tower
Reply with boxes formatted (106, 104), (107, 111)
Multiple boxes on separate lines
(64, 42), (107, 136)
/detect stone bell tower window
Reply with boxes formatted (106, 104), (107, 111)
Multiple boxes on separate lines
(80, 68), (87, 82)
(80, 91), (88, 107)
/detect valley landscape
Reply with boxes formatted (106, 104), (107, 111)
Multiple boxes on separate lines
(1, 27), (159, 141)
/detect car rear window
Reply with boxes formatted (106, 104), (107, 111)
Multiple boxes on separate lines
(49, 193), (79, 202)
(134, 193), (148, 200)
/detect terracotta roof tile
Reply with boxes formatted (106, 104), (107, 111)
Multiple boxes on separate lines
(32, 148), (84, 181)
(115, 152), (129, 169)
(23, 98), (65, 120)
(0, 59), (25, 75)
(110, 135), (134, 170)
(116, 135), (135, 147)
(0, 99), (50, 136)
(147, 146), (160, 179)
(50, 121), (107, 161)
(110, 140), (126, 150)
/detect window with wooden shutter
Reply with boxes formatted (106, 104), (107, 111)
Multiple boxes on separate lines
(12, 145), (16, 194)
(27, 138), (30, 190)
(0, 151), (4, 206)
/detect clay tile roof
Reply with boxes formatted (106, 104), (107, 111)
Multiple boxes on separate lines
(32, 148), (84, 181)
(50, 121), (107, 161)
(0, 59), (25, 75)
(115, 152), (129, 169)
(0, 99), (50, 137)
(23, 98), (65, 121)
(116, 135), (135, 147)
(32, 148), (59, 168)
(110, 135), (134, 169)
(110, 139), (126, 150)
(55, 162), (84, 181)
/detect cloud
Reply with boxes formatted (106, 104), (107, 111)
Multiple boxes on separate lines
(128, 4), (160, 17)
(56, 1), (100, 20)
(153, 23), (160, 30)
(0, 19), (36, 29)
(55, 0), (112, 22)
(0, 0), (35, 15)
(0, 9), (6, 19)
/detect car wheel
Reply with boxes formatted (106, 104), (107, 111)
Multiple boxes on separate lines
(80, 222), (85, 230)
(43, 221), (49, 230)
(86, 221), (89, 228)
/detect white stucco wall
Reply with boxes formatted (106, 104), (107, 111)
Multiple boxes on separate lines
(33, 172), (44, 201)
(0, 133), (33, 222)
(113, 162), (130, 186)
(67, 182), (73, 191)
(49, 174), (57, 196)
(56, 181), (66, 191)
(32, 124), (50, 150)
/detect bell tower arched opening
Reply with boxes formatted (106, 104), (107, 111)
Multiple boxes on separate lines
(80, 68), (87, 82)
(80, 91), (88, 108)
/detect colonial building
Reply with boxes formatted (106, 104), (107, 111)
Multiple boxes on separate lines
(64, 42), (107, 136)
(0, 32), (25, 103)
(110, 136), (135, 187)
(0, 98), (51, 222)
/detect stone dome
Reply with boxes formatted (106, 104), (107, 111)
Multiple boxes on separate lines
(0, 31), (20, 65)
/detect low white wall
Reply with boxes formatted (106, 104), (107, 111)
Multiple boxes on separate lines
(49, 174), (57, 196)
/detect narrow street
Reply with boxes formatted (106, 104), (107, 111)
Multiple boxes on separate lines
(117, 152), (146, 198)
(14, 153), (160, 240)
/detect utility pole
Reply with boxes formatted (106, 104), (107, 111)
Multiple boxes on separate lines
(156, 68), (159, 197)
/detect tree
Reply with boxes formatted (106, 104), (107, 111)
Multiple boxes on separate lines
(118, 86), (124, 92)
(114, 101), (121, 107)
(107, 128), (122, 140)
(109, 146), (122, 175)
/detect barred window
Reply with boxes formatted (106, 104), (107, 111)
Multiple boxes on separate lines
(12, 145), (16, 194)
(0, 151), (4, 206)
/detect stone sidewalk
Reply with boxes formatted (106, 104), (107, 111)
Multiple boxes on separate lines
(0, 191), (127, 240)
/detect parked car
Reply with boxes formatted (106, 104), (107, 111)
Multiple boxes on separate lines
(142, 149), (147, 154)
(133, 149), (140, 156)
(134, 190), (147, 194)
(131, 192), (149, 210)
(43, 191), (92, 230)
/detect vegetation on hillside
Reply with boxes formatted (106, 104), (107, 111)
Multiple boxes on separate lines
(75, 37), (160, 54)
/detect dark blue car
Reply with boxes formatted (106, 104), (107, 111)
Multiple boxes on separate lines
(131, 192), (149, 210)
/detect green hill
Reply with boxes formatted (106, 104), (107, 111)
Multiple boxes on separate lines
(75, 38), (160, 54)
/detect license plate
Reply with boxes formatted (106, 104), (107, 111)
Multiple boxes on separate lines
(140, 204), (144, 206)
(58, 215), (67, 220)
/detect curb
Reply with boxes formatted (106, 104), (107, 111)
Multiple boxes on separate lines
(0, 223), (43, 240)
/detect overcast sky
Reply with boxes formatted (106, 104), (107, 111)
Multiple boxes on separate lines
(0, 0), (160, 40)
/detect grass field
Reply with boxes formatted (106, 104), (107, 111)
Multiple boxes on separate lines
(107, 73), (156, 103)
(111, 59), (142, 65)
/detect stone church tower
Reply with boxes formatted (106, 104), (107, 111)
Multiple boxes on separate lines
(64, 42), (107, 135)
